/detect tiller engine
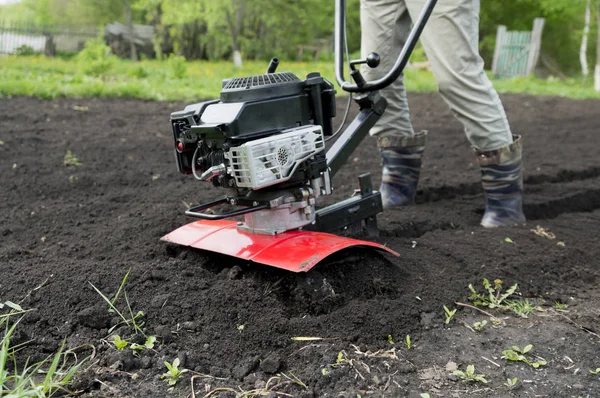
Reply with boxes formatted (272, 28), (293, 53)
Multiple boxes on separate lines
(161, 0), (438, 271)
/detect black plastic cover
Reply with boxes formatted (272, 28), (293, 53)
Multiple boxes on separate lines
(220, 72), (303, 103)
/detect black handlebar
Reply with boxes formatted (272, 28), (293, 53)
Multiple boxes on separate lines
(334, 0), (438, 93)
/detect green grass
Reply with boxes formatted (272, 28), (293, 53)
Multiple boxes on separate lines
(493, 74), (600, 99)
(1, 55), (599, 101)
(1, 302), (91, 397)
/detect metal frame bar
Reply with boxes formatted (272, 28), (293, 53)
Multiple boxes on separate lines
(325, 93), (387, 177)
(185, 197), (269, 220)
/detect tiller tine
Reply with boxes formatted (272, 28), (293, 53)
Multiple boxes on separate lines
(161, 220), (399, 272)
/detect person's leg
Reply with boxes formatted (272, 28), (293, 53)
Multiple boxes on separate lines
(360, 0), (427, 208)
(360, 0), (414, 139)
(405, 0), (512, 151)
(405, 0), (525, 227)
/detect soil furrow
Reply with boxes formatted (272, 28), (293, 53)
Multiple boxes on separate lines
(413, 166), (600, 204)
(524, 188), (600, 220)
(525, 166), (600, 185)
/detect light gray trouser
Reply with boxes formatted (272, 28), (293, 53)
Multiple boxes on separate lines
(360, 0), (513, 151)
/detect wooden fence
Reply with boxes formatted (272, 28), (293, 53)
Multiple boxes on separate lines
(492, 18), (545, 78)
(0, 20), (98, 55)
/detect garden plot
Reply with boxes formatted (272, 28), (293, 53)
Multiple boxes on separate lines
(0, 93), (599, 397)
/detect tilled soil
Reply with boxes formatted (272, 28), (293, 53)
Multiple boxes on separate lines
(0, 92), (599, 398)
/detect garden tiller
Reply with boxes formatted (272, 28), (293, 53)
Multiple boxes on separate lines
(162, 0), (438, 272)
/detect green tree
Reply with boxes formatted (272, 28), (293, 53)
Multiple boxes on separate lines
(19, 0), (124, 26)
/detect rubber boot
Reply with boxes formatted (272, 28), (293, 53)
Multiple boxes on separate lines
(475, 135), (526, 228)
(377, 131), (427, 209)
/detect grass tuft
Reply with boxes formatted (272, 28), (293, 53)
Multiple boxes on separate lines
(1, 303), (92, 397)
(89, 269), (146, 336)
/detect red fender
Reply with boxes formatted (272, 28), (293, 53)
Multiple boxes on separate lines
(161, 220), (399, 272)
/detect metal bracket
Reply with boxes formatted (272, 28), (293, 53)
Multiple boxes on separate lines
(306, 173), (382, 237)
(185, 197), (269, 220)
(186, 173), (382, 237)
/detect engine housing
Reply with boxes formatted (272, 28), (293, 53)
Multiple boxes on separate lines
(170, 70), (336, 192)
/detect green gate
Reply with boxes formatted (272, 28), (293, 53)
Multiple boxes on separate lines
(492, 18), (545, 79)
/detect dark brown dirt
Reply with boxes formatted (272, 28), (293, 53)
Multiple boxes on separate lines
(1, 92), (599, 398)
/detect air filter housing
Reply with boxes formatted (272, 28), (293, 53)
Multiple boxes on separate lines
(220, 72), (304, 103)
(225, 125), (325, 189)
